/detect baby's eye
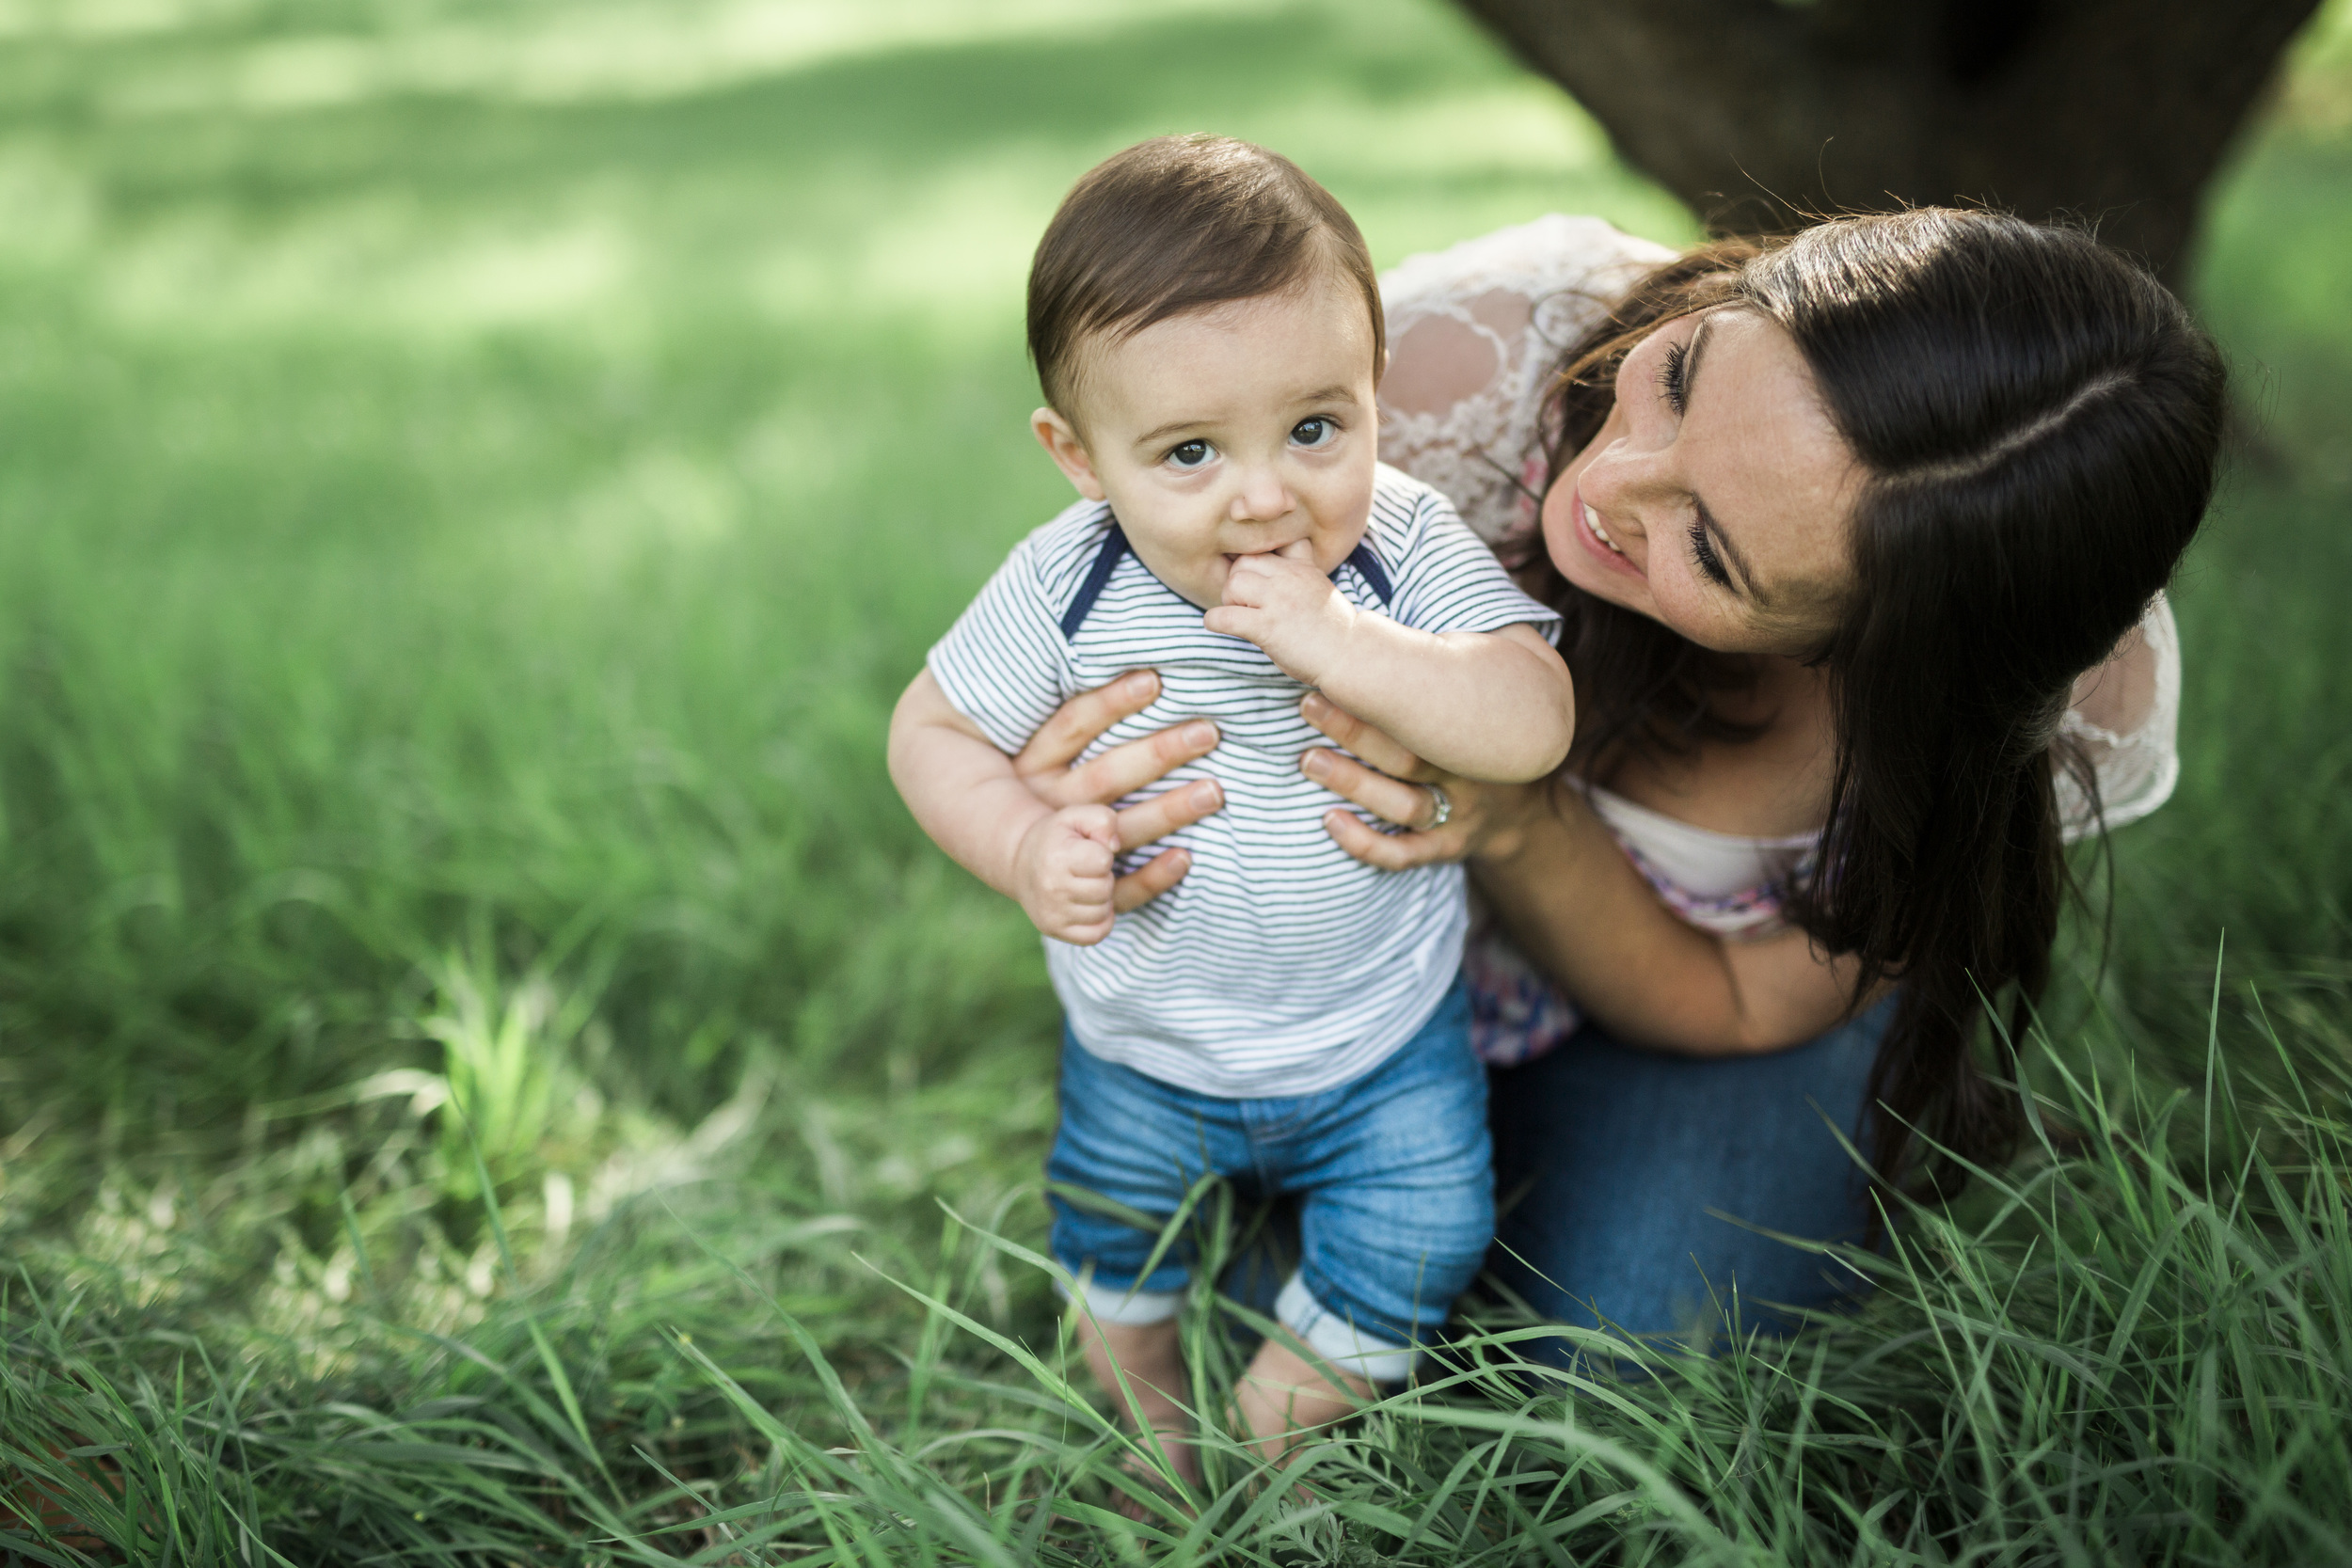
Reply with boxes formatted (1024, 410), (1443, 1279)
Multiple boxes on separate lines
(1290, 417), (1338, 449)
(1165, 438), (1216, 471)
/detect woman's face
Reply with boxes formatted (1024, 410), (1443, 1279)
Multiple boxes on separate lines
(1541, 308), (1864, 657)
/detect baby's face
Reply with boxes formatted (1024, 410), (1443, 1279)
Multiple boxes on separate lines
(1035, 267), (1380, 610)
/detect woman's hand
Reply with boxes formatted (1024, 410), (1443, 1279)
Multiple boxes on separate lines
(1013, 671), (1225, 912)
(1295, 691), (1547, 867)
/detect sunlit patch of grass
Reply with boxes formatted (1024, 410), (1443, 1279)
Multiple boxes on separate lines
(0, 0), (1692, 345)
(71, 0), (1286, 117)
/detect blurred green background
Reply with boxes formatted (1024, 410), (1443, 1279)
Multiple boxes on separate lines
(0, 0), (2347, 1546)
(0, 0), (1708, 1159)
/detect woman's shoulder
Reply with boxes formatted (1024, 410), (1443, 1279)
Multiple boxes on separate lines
(2058, 592), (2184, 838)
(1379, 214), (1680, 323)
(1376, 217), (1683, 544)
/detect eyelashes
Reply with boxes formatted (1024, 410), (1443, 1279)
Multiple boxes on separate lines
(1161, 415), (1346, 470)
(1658, 340), (1691, 417)
(1658, 336), (1729, 588)
(1687, 520), (1732, 587)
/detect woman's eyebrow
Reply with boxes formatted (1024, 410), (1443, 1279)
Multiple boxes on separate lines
(1682, 312), (1717, 402)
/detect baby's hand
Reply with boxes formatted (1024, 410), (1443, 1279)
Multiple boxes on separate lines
(1204, 540), (1358, 686)
(1014, 804), (1121, 944)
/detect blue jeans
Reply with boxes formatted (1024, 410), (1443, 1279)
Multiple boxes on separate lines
(1484, 995), (1894, 1350)
(1047, 979), (1490, 1381)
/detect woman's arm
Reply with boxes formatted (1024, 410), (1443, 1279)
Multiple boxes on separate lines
(1467, 792), (1867, 1053)
(1299, 694), (1868, 1054)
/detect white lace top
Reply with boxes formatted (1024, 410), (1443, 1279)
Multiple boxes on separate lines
(1375, 216), (2186, 1062)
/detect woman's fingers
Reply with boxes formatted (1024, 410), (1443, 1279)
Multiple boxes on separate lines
(1114, 778), (1224, 851)
(1014, 671), (1164, 779)
(1011, 673), (1222, 810)
(1112, 847), (1193, 912)
(1300, 747), (1442, 829)
(1302, 741), (1475, 869)
(1320, 808), (1471, 869)
(1046, 719), (1220, 810)
(1298, 692), (1433, 781)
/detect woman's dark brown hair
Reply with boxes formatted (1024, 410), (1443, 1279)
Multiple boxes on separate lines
(1523, 209), (2227, 1202)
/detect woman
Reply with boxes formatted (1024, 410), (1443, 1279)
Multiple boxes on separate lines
(1000, 208), (2224, 1345)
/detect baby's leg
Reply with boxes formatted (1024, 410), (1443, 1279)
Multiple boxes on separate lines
(1232, 1336), (1375, 1465)
(1076, 1316), (1200, 1486)
(1046, 1029), (1244, 1491)
(1246, 981), (1493, 1466)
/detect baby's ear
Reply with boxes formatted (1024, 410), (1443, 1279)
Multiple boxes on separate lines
(1031, 408), (1107, 501)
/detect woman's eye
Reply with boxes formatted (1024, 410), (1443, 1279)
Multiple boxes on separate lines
(1688, 519), (1733, 587)
(1658, 341), (1690, 417)
(1290, 416), (1337, 449)
(1166, 439), (1215, 470)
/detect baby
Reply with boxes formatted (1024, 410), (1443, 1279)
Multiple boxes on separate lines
(888, 135), (1573, 1477)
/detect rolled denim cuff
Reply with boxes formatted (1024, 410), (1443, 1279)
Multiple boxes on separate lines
(1057, 1275), (1184, 1326)
(1276, 1273), (1416, 1385)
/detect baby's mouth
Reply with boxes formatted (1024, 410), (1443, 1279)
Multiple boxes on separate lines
(1218, 535), (1324, 576)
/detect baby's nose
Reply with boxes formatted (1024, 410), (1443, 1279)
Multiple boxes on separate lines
(1229, 468), (1292, 522)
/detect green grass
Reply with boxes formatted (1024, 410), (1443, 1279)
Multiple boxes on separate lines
(0, 0), (2347, 1560)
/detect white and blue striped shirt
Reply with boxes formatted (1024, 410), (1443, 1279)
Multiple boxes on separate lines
(930, 465), (1560, 1097)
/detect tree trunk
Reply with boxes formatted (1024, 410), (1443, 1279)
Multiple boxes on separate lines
(1453, 0), (2322, 283)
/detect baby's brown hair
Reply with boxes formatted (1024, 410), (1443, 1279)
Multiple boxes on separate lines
(1026, 135), (1384, 421)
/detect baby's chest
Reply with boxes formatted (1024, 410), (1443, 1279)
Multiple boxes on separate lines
(1069, 657), (1375, 859)
(1067, 632), (1313, 741)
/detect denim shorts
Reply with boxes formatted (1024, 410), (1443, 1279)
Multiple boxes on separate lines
(1046, 978), (1490, 1383)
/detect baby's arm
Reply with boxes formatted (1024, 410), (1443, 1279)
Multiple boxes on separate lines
(1207, 546), (1573, 782)
(889, 669), (1122, 944)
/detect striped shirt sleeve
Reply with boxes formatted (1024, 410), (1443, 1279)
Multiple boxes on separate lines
(1387, 488), (1562, 643)
(927, 531), (1074, 756)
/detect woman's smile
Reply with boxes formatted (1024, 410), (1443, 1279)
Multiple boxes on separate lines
(1570, 483), (1643, 577)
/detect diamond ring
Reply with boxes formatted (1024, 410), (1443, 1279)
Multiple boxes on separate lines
(1422, 784), (1453, 832)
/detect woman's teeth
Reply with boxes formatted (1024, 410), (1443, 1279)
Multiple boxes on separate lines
(1584, 503), (1624, 555)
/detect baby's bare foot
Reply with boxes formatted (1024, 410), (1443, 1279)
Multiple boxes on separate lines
(1111, 1430), (1200, 1522)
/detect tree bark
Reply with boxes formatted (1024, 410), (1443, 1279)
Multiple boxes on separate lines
(1453, 0), (2321, 282)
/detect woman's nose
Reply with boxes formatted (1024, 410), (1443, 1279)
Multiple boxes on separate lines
(1579, 443), (1636, 509)
(1574, 447), (1664, 547)
(1581, 435), (1669, 510)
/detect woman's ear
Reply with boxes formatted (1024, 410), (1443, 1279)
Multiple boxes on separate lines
(1031, 408), (1107, 501)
